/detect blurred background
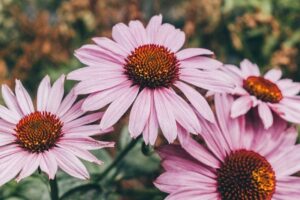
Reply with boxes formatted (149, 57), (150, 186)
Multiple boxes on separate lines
(0, 0), (299, 199)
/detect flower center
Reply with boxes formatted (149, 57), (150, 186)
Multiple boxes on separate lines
(124, 44), (179, 89)
(243, 76), (283, 103)
(15, 111), (63, 153)
(217, 150), (276, 200)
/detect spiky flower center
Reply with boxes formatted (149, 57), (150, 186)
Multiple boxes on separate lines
(243, 76), (283, 103)
(217, 150), (276, 200)
(124, 44), (179, 89)
(15, 111), (63, 153)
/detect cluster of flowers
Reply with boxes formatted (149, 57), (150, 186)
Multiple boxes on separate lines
(1, 15), (300, 199)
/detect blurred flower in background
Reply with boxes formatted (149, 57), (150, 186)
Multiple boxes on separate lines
(0, 0), (299, 199)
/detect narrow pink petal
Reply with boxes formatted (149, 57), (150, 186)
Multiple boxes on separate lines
(180, 56), (222, 70)
(64, 124), (102, 137)
(0, 152), (27, 186)
(100, 86), (139, 130)
(63, 112), (103, 130)
(128, 20), (148, 45)
(75, 44), (125, 65)
(165, 190), (219, 200)
(15, 80), (34, 115)
(154, 89), (177, 143)
(58, 137), (114, 150)
(0, 120), (15, 134)
(1, 84), (22, 115)
(82, 81), (131, 111)
(146, 15), (162, 42)
(143, 94), (159, 145)
(46, 74), (65, 114)
(40, 151), (58, 179)
(240, 59), (260, 77)
(278, 80), (300, 96)
(57, 144), (102, 165)
(67, 65), (122, 81)
(74, 76), (127, 95)
(0, 105), (20, 124)
(112, 23), (136, 51)
(60, 99), (84, 123)
(177, 125), (220, 168)
(16, 153), (41, 182)
(37, 75), (51, 111)
(53, 148), (89, 179)
(92, 37), (129, 57)
(164, 90), (201, 134)
(231, 96), (253, 118)
(129, 89), (151, 138)
(175, 81), (215, 123)
(164, 29), (185, 52)
(156, 24), (176, 46)
(264, 68), (282, 82)
(0, 134), (15, 146)
(271, 145), (300, 176)
(57, 87), (77, 117)
(258, 103), (273, 129)
(176, 48), (213, 60)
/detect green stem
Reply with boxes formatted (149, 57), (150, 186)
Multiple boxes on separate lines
(94, 137), (141, 182)
(49, 177), (59, 200)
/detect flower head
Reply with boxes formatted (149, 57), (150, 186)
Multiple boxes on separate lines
(68, 15), (234, 145)
(225, 59), (300, 129)
(155, 94), (300, 199)
(0, 75), (113, 186)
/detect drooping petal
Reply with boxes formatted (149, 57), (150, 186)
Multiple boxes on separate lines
(15, 80), (34, 115)
(258, 103), (273, 129)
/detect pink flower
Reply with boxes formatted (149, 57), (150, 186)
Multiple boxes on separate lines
(224, 59), (300, 129)
(68, 15), (234, 145)
(0, 75), (114, 186)
(155, 94), (300, 200)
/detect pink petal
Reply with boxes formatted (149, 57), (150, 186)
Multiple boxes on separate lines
(146, 15), (163, 42)
(164, 29), (185, 52)
(53, 148), (89, 179)
(1, 84), (22, 116)
(128, 20), (148, 45)
(258, 103), (273, 129)
(63, 112), (103, 130)
(16, 153), (41, 182)
(40, 151), (58, 179)
(74, 76), (127, 95)
(156, 24), (176, 46)
(264, 68), (282, 82)
(58, 137), (114, 150)
(231, 96), (253, 118)
(175, 81), (215, 123)
(15, 80), (34, 115)
(46, 74), (65, 114)
(143, 94), (159, 145)
(75, 44), (125, 65)
(176, 48), (213, 60)
(68, 66), (123, 81)
(112, 23), (136, 51)
(180, 56), (222, 70)
(240, 59), (260, 77)
(177, 126), (220, 168)
(154, 89), (177, 143)
(100, 86), (139, 130)
(92, 37), (129, 57)
(58, 144), (102, 165)
(0, 105), (20, 124)
(129, 89), (151, 138)
(57, 87), (77, 117)
(82, 81), (131, 111)
(37, 75), (51, 111)
(164, 90), (201, 134)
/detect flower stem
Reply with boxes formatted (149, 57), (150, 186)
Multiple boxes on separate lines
(49, 177), (59, 200)
(94, 136), (141, 182)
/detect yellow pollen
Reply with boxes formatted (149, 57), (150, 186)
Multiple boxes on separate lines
(124, 44), (179, 89)
(217, 149), (276, 200)
(15, 111), (63, 153)
(243, 76), (283, 103)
